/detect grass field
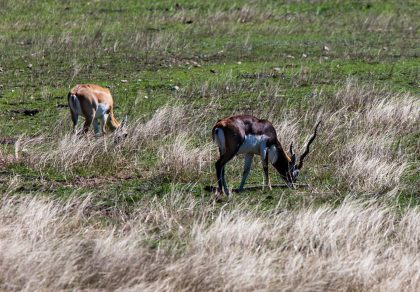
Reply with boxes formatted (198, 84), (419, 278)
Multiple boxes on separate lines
(0, 0), (419, 290)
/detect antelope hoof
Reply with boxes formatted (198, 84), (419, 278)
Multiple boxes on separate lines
(262, 184), (272, 191)
(287, 182), (296, 189)
(214, 190), (224, 202)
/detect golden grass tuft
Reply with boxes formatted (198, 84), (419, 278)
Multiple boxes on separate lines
(0, 194), (419, 291)
(158, 133), (212, 181)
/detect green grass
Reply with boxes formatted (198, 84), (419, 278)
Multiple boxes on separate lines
(0, 0), (419, 210)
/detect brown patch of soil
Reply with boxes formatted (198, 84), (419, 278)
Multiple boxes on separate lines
(11, 109), (41, 116)
(70, 174), (133, 188)
(0, 136), (17, 145)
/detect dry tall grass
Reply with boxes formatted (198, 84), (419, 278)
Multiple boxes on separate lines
(328, 79), (419, 193)
(339, 133), (406, 193)
(12, 79), (418, 194)
(158, 133), (212, 181)
(1, 1), (418, 290)
(2, 80), (418, 290)
(0, 193), (418, 291)
(17, 105), (214, 181)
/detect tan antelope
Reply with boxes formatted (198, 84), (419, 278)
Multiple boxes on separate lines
(212, 115), (320, 197)
(67, 84), (127, 136)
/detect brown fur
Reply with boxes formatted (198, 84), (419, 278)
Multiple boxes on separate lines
(68, 84), (120, 134)
(212, 115), (293, 196)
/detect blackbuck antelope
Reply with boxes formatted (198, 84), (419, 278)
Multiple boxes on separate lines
(68, 84), (127, 138)
(212, 115), (320, 197)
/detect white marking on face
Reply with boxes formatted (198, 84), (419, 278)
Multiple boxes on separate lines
(95, 103), (109, 118)
(238, 135), (269, 155)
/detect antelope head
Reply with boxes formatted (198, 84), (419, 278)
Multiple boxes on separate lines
(113, 114), (128, 144)
(286, 121), (321, 185)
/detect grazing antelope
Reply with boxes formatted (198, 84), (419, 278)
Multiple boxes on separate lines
(212, 115), (320, 197)
(67, 84), (127, 136)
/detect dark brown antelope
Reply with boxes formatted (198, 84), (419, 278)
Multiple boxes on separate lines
(68, 84), (127, 136)
(212, 115), (320, 197)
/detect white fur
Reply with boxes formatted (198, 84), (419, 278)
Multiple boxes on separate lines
(214, 128), (226, 154)
(69, 95), (81, 114)
(239, 154), (253, 191)
(268, 144), (279, 164)
(237, 134), (269, 155)
(216, 132), (278, 194)
(95, 103), (109, 118)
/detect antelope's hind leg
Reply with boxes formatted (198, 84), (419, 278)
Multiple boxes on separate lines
(238, 154), (253, 192)
(80, 98), (96, 135)
(215, 152), (236, 198)
(82, 112), (95, 134)
(261, 146), (271, 190)
(70, 109), (79, 134)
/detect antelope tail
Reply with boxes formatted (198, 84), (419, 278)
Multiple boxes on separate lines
(68, 92), (81, 113)
(107, 107), (121, 130)
(213, 127), (226, 155)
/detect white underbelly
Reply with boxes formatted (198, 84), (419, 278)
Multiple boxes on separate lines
(95, 103), (109, 118)
(237, 135), (268, 155)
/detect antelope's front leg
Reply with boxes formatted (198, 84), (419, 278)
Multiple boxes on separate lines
(238, 154), (253, 192)
(93, 119), (100, 136)
(261, 146), (271, 190)
(101, 113), (109, 135)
